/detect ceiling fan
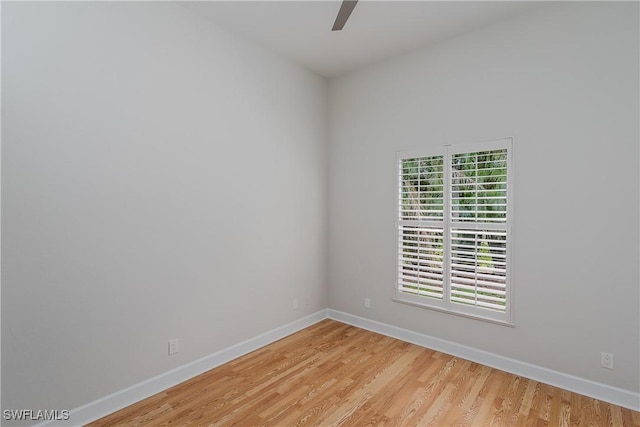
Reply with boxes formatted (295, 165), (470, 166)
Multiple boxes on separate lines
(332, 0), (358, 31)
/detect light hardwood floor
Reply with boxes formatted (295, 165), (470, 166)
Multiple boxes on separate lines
(89, 319), (640, 426)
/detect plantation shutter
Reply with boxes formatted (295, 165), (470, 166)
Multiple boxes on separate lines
(449, 228), (507, 311)
(450, 150), (508, 223)
(396, 139), (512, 324)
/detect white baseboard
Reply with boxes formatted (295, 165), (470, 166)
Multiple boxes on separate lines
(37, 307), (638, 426)
(37, 310), (329, 427)
(327, 309), (640, 412)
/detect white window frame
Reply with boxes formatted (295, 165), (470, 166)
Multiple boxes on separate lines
(394, 137), (514, 326)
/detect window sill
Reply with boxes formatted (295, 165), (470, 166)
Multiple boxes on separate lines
(392, 297), (515, 327)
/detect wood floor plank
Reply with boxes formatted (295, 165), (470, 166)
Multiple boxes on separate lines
(88, 320), (640, 427)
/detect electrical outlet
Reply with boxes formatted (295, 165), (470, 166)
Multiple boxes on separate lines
(601, 352), (614, 369)
(364, 297), (371, 309)
(293, 297), (299, 310)
(169, 339), (179, 356)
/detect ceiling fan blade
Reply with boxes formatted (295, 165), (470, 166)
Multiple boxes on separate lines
(332, 0), (358, 31)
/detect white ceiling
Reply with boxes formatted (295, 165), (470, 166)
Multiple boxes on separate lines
(181, 1), (547, 78)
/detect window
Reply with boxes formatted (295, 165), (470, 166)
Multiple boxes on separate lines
(395, 138), (513, 325)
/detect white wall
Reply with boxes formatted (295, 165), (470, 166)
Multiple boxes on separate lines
(328, 1), (639, 395)
(2, 1), (327, 416)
